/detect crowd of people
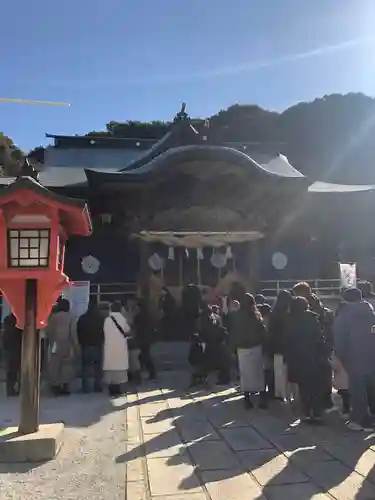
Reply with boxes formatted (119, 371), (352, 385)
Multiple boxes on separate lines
(187, 280), (375, 432)
(2, 297), (156, 399)
(3, 279), (375, 432)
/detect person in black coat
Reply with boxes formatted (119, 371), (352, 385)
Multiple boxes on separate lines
(133, 299), (156, 380)
(292, 282), (334, 410)
(158, 287), (178, 340)
(199, 305), (230, 385)
(3, 313), (23, 397)
(230, 294), (268, 409)
(269, 290), (292, 356)
(267, 290), (293, 399)
(77, 300), (105, 393)
(285, 296), (328, 423)
(181, 284), (203, 340)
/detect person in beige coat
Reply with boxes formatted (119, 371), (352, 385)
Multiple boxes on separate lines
(47, 299), (78, 396)
(103, 301), (130, 396)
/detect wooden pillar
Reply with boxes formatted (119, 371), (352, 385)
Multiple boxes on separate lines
(19, 279), (40, 435)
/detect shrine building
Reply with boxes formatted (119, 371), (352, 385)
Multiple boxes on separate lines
(2, 104), (375, 306)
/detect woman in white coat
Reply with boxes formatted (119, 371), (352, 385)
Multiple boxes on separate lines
(103, 301), (130, 396)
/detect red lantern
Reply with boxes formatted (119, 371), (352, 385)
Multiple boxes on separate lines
(0, 177), (91, 328)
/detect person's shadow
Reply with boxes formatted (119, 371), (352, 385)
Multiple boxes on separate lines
(116, 388), (301, 495)
(252, 403), (375, 499)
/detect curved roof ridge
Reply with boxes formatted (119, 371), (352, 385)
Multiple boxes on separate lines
(261, 154), (305, 178)
(85, 145), (307, 183)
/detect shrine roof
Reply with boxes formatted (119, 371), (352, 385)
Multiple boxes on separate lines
(307, 181), (375, 193)
(85, 147), (306, 184)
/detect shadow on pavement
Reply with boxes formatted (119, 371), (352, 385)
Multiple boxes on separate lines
(116, 370), (375, 499)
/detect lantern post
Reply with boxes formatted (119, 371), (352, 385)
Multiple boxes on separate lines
(19, 278), (39, 434)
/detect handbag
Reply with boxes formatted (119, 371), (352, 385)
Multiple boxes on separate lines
(110, 315), (138, 350)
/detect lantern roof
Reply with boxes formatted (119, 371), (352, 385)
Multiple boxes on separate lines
(0, 176), (92, 236)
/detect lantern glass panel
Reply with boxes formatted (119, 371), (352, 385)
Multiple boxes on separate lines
(30, 238), (39, 247)
(39, 238), (49, 259)
(8, 229), (50, 268)
(10, 238), (18, 258)
(20, 248), (28, 258)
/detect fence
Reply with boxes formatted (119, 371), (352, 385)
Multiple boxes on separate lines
(89, 282), (137, 304)
(89, 279), (342, 304)
(260, 278), (341, 301)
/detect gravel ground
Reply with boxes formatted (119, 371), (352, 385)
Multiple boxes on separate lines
(0, 394), (128, 500)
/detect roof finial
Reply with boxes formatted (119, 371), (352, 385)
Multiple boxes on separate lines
(174, 102), (189, 122)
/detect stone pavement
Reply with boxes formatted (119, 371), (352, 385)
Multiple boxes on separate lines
(2, 371), (375, 499)
(125, 371), (375, 500)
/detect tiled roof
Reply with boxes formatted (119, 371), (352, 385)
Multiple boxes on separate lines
(0, 167), (117, 187)
(45, 146), (143, 170)
(46, 134), (156, 150)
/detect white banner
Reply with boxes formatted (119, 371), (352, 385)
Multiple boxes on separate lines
(63, 281), (90, 319)
(1, 297), (11, 323)
(339, 263), (357, 289)
(1, 281), (90, 324)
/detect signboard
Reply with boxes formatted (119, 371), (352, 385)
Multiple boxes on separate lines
(339, 263), (357, 289)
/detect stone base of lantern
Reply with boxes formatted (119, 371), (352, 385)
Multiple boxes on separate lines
(0, 423), (64, 462)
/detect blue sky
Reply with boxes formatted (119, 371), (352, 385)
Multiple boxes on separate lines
(1, 0), (375, 150)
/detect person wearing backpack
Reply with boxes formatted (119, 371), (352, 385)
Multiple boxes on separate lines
(103, 301), (131, 396)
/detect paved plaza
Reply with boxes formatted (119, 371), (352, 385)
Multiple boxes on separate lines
(2, 370), (375, 499)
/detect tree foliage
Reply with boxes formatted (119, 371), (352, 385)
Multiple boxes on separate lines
(0, 136), (24, 176)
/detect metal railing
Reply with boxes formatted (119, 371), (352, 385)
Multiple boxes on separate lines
(90, 279), (342, 303)
(260, 278), (341, 300)
(89, 282), (137, 304)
